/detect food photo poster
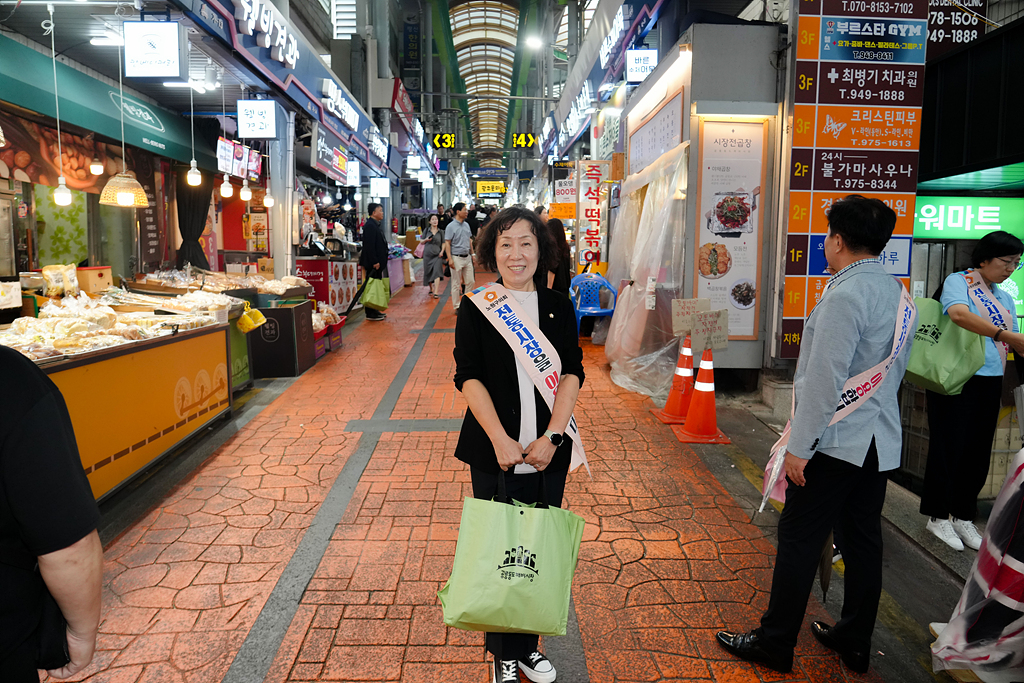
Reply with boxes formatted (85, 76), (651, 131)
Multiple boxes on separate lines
(695, 120), (767, 339)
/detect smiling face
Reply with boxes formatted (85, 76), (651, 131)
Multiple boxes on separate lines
(496, 219), (540, 291)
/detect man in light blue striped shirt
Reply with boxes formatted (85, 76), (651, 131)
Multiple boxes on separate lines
(717, 195), (917, 675)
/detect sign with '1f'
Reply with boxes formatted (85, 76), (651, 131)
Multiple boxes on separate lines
(781, 0), (927, 359)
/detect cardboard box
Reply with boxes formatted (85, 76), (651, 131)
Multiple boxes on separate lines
(77, 266), (112, 294)
(259, 258), (274, 277)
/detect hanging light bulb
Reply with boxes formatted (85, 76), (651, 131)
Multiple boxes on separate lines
(263, 192), (275, 208)
(354, 192), (362, 201)
(116, 189), (135, 206)
(186, 159), (202, 186)
(239, 178), (252, 201)
(53, 177), (73, 206)
(220, 174), (233, 198)
(343, 202), (352, 211)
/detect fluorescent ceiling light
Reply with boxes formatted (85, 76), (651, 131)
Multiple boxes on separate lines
(526, 36), (543, 49)
(90, 36), (124, 46)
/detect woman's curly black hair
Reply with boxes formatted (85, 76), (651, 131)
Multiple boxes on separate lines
(475, 206), (557, 288)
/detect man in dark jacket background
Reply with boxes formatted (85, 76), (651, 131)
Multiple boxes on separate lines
(359, 203), (389, 321)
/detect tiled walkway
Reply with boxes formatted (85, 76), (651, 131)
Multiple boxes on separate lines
(61, 281), (885, 683)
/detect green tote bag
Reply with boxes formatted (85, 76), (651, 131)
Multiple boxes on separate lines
(360, 277), (390, 311)
(905, 297), (986, 395)
(438, 477), (586, 636)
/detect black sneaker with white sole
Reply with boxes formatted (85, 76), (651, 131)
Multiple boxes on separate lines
(519, 651), (556, 683)
(493, 658), (519, 683)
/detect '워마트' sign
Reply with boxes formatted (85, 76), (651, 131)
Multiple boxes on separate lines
(914, 196), (1024, 239)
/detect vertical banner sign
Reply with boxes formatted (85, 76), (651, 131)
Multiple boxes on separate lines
(927, 1), (986, 60)
(576, 160), (610, 273)
(695, 121), (767, 340)
(780, 0), (927, 358)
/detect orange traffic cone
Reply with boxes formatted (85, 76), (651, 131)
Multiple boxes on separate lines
(652, 335), (694, 424)
(672, 349), (731, 444)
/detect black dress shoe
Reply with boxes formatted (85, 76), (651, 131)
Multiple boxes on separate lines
(811, 622), (869, 674)
(715, 630), (793, 673)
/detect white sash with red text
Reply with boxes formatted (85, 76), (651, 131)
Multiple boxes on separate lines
(964, 269), (1012, 368)
(760, 279), (916, 511)
(468, 283), (589, 474)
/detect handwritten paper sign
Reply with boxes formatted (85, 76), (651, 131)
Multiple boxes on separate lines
(691, 309), (729, 353)
(672, 298), (711, 336)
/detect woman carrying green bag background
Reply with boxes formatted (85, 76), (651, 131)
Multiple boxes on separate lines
(452, 207), (585, 683)
(922, 231), (1024, 551)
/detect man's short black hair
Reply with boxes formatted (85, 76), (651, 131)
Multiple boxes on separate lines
(368, 202), (382, 216)
(476, 207), (556, 288)
(826, 195), (896, 255)
(972, 231), (1024, 268)
(453, 202), (466, 213)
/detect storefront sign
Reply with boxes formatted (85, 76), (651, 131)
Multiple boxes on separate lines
(313, 123), (347, 183)
(695, 120), (766, 340)
(628, 90), (682, 175)
(216, 136), (233, 173)
(550, 178), (576, 220)
(370, 176), (389, 198)
(347, 159), (360, 186)
(576, 160), (609, 272)
(913, 196), (1024, 239)
(926, 0), (986, 59)
(320, 79), (359, 132)
(366, 127), (388, 161)
(476, 180), (505, 195)
(237, 99), (277, 138)
(403, 22), (420, 68)
(599, 5), (626, 69)
(123, 21), (188, 79)
(391, 78), (427, 160)
(559, 80), (593, 152)
(781, 0), (927, 358)
(468, 167), (508, 178)
(625, 49), (658, 83)
(233, 0), (299, 68)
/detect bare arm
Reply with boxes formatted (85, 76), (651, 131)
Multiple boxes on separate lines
(444, 239), (453, 263)
(947, 303), (1024, 354)
(461, 379), (524, 471)
(38, 529), (103, 679)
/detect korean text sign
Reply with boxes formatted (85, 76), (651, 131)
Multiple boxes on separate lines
(575, 160), (610, 273)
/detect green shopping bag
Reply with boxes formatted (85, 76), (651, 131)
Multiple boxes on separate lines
(438, 475), (586, 636)
(905, 297), (986, 395)
(360, 277), (390, 311)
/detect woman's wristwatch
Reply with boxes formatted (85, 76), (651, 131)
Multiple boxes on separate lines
(543, 429), (564, 446)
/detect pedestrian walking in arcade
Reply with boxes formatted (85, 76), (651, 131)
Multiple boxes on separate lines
(0, 346), (104, 681)
(445, 202), (476, 311)
(421, 213), (446, 299)
(716, 195), (917, 674)
(920, 231), (1024, 551)
(359, 202), (390, 321)
(452, 207), (584, 683)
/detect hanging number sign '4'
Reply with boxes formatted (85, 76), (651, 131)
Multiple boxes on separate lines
(512, 133), (536, 149)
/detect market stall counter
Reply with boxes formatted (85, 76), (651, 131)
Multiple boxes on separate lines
(45, 324), (230, 500)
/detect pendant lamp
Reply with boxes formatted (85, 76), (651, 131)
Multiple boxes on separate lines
(239, 178), (252, 201)
(99, 9), (148, 208)
(89, 157), (103, 175)
(186, 62), (202, 186)
(262, 151), (274, 207)
(220, 174), (233, 198)
(44, 8), (72, 206)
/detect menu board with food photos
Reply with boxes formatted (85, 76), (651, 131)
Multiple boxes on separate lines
(694, 120), (767, 340)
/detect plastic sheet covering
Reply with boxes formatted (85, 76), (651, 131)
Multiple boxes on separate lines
(605, 143), (689, 404)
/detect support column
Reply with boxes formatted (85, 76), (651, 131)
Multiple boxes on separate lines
(545, 4), (555, 112)
(270, 108), (296, 279)
(567, 0), (579, 72)
(373, 0), (390, 78)
(423, 2), (433, 115)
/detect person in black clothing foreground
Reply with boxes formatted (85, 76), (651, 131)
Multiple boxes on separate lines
(0, 346), (103, 681)
(546, 218), (572, 294)
(359, 202), (390, 320)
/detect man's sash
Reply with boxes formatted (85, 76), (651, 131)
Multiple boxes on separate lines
(760, 280), (916, 512)
(964, 269), (1012, 367)
(468, 283), (589, 474)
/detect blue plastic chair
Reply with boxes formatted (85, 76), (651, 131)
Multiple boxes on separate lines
(569, 272), (617, 332)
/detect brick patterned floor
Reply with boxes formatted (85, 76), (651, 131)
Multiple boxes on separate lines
(55, 282), (887, 682)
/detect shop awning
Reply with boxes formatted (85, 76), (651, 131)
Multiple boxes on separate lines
(0, 36), (217, 171)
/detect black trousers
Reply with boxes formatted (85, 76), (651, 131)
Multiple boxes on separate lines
(759, 442), (887, 654)
(470, 466), (568, 661)
(921, 375), (1003, 520)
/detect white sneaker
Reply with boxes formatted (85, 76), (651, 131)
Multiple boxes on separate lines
(519, 651), (556, 683)
(951, 518), (983, 550)
(493, 658), (518, 683)
(927, 517), (965, 551)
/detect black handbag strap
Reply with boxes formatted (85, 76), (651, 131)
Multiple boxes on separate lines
(494, 469), (549, 509)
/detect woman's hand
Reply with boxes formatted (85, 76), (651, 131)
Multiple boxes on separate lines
(1003, 331), (1024, 356)
(524, 437), (556, 471)
(493, 434), (526, 471)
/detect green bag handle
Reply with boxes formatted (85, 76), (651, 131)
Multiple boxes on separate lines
(495, 469), (550, 509)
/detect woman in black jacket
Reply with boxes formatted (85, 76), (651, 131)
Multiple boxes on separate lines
(452, 207), (584, 683)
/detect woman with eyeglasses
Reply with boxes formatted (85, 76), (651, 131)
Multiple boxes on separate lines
(921, 231), (1024, 552)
